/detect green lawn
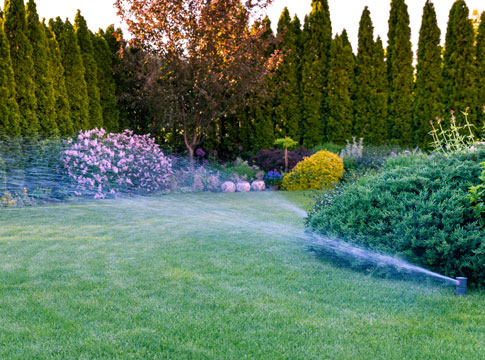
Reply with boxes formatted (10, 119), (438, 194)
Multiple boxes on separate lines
(0, 192), (484, 359)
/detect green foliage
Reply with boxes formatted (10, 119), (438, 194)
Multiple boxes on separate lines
(308, 150), (485, 287)
(282, 150), (344, 191)
(50, 18), (89, 131)
(413, 0), (442, 148)
(353, 8), (387, 145)
(326, 34), (353, 144)
(274, 136), (298, 150)
(313, 142), (343, 154)
(301, 0), (332, 147)
(26, 0), (58, 136)
(467, 161), (485, 223)
(442, 1), (478, 127)
(3, 0), (39, 135)
(477, 12), (485, 127)
(92, 30), (119, 132)
(274, 8), (301, 141)
(44, 23), (73, 135)
(221, 157), (258, 181)
(387, 0), (413, 145)
(0, 16), (21, 136)
(74, 11), (103, 129)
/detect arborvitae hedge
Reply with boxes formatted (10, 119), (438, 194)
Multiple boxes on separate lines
(74, 11), (103, 129)
(3, 0), (39, 135)
(413, 0), (442, 148)
(50, 17), (89, 131)
(92, 30), (119, 132)
(371, 37), (389, 145)
(301, 0), (332, 147)
(387, 0), (413, 145)
(442, 0), (478, 126)
(477, 12), (485, 125)
(274, 7), (301, 142)
(326, 34), (353, 144)
(0, 17), (21, 136)
(44, 23), (73, 135)
(26, 0), (58, 136)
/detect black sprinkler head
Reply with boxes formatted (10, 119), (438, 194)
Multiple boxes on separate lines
(456, 277), (467, 295)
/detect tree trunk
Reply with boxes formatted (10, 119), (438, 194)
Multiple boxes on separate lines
(284, 147), (288, 173)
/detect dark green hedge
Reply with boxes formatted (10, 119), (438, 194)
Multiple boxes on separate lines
(307, 150), (485, 287)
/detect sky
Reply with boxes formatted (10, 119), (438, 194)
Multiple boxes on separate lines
(30, 0), (484, 54)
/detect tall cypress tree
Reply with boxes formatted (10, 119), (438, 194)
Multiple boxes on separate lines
(274, 8), (301, 142)
(75, 11), (103, 129)
(50, 17), (89, 131)
(26, 0), (58, 136)
(372, 36), (389, 144)
(301, 0), (332, 147)
(476, 12), (485, 126)
(387, 0), (414, 145)
(326, 34), (353, 144)
(442, 0), (478, 125)
(3, 0), (39, 135)
(44, 23), (73, 135)
(354, 7), (376, 142)
(92, 30), (119, 132)
(0, 16), (21, 136)
(353, 8), (387, 144)
(413, 0), (442, 148)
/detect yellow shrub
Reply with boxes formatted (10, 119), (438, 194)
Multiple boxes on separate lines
(281, 151), (344, 191)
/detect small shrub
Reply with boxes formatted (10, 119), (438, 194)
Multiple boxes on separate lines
(223, 157), (258, 181)
(282, 151), (344, 191)
(251, 148), (314, 172)
(63, 129), (173, 198)
(307, 150), (485, 287)
(313, 142), (344, 154)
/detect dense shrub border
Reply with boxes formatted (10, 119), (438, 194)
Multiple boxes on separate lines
(307, 150), (485, 287)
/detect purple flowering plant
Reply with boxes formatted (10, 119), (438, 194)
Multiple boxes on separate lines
(263, 170), (283, 186)
(62, 128), (173, 199)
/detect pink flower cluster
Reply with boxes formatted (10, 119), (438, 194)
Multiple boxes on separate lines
(63, 128), (173, 199)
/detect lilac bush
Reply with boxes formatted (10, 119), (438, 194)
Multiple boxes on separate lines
(63, 128), (173, 199)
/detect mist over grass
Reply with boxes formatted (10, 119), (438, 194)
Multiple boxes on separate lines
(1, 192), (484, 359)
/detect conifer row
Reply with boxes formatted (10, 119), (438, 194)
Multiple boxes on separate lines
(0, 0), (119, 138)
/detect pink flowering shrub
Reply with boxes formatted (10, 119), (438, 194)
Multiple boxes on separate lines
(63, 128), (173, 199)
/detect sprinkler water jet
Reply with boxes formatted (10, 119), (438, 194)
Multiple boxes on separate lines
(456, 277), (467, 295)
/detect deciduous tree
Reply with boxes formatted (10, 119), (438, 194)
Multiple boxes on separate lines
(115, 0), (278, 166)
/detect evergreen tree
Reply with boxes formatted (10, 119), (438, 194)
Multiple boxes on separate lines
(476, 12), (485, 125)
(274, 8), (301, 142)
(326, 34), (353, 144)
(44, 23), (73, 135)
(50, 17), (89, 131)
(387, 0), (414, 145)
(0, 16), (21, 136)
(92, 30), (119, 132)
(353, 7), (387, 144)
(300, 0), (332, 147)
(413, 0), (442, 147)
(372, 37), (389, 144)
(442, 0), (478, 125)
(26, 0), (58, 136)
(75, 11), (103, 129)
(3, 0), (39, 134)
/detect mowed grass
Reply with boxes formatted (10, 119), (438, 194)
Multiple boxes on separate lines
(0, 191), (484, 359)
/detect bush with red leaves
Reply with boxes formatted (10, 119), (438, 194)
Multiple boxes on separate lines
(251, 148), (315, 172)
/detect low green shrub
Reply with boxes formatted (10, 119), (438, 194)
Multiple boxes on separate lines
(467, 161), (485, 224)
(313, 142), (344, 154)
(307, 150), (485, 287)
